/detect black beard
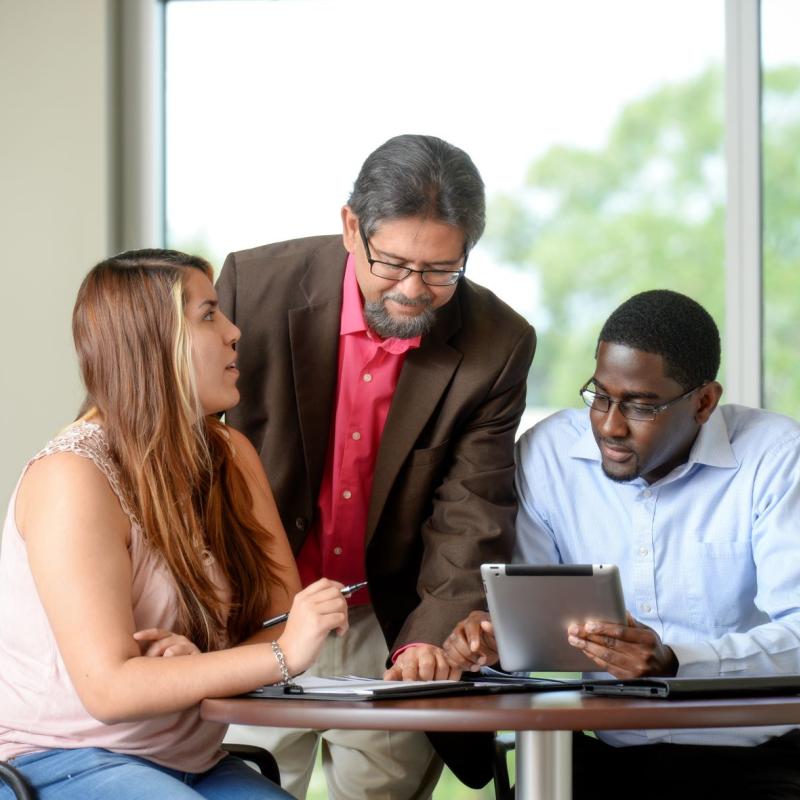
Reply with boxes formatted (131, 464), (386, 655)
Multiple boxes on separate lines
(600, 461), (640, 483)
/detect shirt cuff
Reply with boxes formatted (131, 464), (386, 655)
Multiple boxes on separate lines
(390, 642), (428, 664)
(671, 640), (721, 677)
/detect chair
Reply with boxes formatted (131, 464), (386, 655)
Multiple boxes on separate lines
(0, 762), (35, 800)
(222, 743), (281, 786)
(492, 732), (515, 800)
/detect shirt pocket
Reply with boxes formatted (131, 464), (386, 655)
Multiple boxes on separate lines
(686, 539), (755, 630)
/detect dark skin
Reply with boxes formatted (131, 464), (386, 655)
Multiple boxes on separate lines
(444, 343), (723, 679)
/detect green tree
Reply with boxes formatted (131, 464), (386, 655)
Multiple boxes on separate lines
(488, 66), (800, 415)
(763, 66), (800, 415)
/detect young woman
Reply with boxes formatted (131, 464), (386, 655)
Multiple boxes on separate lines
(0, 250), (348, 799)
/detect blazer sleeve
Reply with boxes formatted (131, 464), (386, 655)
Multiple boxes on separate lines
(216, 252), (237, 325)
(389, 323), (536, 652)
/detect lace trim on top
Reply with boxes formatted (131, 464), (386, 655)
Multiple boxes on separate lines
(31, 421), (140, 528)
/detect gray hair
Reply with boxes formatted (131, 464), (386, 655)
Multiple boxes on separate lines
(348, 134), (486, 251)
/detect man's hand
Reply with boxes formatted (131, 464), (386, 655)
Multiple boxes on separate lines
(442, 611), (499, 672)
(567, 612), (678, 678)
(384, 644), (461, 681)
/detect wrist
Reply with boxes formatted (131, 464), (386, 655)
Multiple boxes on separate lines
(391, 641), (435, 664)
(270, 640), (291, 685)
(275, 635), (303, 677)
(664, 645), (679, 677)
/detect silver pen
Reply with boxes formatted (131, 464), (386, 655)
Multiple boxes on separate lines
(260, 580), (368, 629)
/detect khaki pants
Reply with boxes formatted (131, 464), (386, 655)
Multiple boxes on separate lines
(225, 605), (443, 800)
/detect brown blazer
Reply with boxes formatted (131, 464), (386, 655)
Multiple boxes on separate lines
(217, 234), (536, 652)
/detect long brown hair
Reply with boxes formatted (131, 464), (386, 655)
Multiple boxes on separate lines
(73, 249), (281, 650)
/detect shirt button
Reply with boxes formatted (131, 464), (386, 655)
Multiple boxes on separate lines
(642, 489), (652, 499)
(352, 431), (361, 440)
(342, 490), (352, 500)
(295, 517), (307, 532)
(333, 546), (343, 556)
(362, 373), (373, 382)
(642, 603), (652, 613)
(639, 547), (649, 557)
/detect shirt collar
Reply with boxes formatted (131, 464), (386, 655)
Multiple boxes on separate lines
(569, 406), (739, 470)
(339, 253), (421, 354)
(569, 412), (601, 462)
(340, 253), (368, 336)
(685, 406), (739, 469)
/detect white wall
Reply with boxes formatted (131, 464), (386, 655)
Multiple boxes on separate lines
(0, 0), (114, 512)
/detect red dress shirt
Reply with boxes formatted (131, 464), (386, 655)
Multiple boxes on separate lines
(296, 254), (420, 607)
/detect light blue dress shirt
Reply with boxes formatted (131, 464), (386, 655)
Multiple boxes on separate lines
(514, 404), (800, 747)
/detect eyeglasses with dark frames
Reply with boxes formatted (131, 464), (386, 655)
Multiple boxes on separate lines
(579, 380), (705, 422)
(358, 222), (467, 287)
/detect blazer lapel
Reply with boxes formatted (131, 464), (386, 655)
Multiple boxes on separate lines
(288, 241), (347, 504)
(367, 295), (463, 538)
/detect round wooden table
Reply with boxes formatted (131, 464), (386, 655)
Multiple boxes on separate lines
(202, 690), (800, 799)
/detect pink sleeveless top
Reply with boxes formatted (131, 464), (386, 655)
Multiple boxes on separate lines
(0, 422), (227, 772)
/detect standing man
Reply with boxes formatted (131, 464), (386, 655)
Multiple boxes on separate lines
(217, 134), (536, 799)
(445, 290), (800, 799)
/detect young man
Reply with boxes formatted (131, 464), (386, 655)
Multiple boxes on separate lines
(217, 134), (536, 799)
(445, 290), (800, 799)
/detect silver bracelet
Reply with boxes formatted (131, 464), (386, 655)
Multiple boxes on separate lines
(270, 640), (291, 685)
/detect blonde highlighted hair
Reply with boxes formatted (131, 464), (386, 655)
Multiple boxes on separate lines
(73, 249), (280, 650)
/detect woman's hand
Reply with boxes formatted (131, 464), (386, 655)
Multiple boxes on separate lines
(277, 578), (349, 676)
(133, 628), (201, 658)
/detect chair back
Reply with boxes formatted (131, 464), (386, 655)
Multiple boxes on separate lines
(0, 762), (35, 800)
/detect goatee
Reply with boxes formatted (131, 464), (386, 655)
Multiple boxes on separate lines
(363, 292), (436, 339)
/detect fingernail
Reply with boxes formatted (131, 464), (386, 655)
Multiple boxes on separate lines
(568, 635), (581, 647)
(585, 622), (598, 632)
(470, 664), (480, 672)
(567, 624), (578, 635)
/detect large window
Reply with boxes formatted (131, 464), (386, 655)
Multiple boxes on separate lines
(762, 0), (800, 418)
(165, 0), (726, 427)
(160, 4), (794, 797)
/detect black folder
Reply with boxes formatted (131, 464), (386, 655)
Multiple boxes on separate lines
(245, 673), (576, 701)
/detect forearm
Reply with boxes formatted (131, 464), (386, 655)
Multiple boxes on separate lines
(79, 641), (282, 724)
(394, 331), (533, 649)
(391, 468), (516, 650)
(672, 619), (800, 677)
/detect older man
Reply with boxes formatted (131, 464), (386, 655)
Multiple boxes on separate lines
(446, 290), (800, 799)
(217, 134), (536, 799)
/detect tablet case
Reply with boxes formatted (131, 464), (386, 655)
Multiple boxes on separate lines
(582, 674), (800, 699)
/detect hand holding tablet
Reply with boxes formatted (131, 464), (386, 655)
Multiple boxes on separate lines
(567, 611), (679, 678)
(480, 564), (626, 672)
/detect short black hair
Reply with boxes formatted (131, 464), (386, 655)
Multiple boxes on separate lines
(598, 290), (720, 389)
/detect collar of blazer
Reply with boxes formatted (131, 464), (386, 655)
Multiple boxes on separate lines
(289, 236), (466, 539)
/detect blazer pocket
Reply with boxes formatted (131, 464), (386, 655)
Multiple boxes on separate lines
(409, 440), (451, 468)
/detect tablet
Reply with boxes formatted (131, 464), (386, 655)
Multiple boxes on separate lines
(481, 563), (626, 672)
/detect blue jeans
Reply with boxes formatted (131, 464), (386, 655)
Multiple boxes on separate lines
(2, 748), (293, 800)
